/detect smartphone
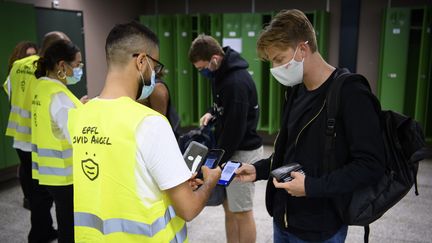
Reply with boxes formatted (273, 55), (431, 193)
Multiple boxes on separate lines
(183, 141), (208, 172)
(270, 163), (305, 182)
(218, 161), (242, 186)
(197, 149), (225, 178)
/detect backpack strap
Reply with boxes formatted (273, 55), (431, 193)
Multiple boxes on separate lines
(324, 71), (373, 172)
(364, 225), (370, 243)
(323, 72), (351, 172)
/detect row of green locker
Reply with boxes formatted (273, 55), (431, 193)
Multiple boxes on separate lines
(139, 11), (330, 134)
(378, 6), (432, 143)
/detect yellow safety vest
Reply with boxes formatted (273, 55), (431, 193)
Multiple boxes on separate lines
(31, 78), (81, 185)
(6, 55), (40, 145)
(68, 97), (187, 243)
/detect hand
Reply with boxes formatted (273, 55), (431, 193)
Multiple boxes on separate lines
(188, 172), (204, 191)
(272, 172), (306, 197)
(201, 165), (221, 188)
(80, 95), (89, 104)
(200, 113), (213, 126)
(235, 163), (256, 182)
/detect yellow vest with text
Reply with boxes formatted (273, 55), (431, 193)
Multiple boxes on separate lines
(6, 55), (40, 144)
(68, 97), (187, 243)
(31, 78), (81, 185)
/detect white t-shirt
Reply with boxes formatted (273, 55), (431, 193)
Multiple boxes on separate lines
(135, 115), (192, 206)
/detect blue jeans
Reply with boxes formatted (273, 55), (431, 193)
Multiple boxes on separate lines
(273, 222), (348, 243)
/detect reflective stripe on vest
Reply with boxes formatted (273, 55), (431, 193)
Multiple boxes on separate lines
(32, 144), (72, 159)
(32, 161), (72, 176)
(74, 205), (185, 241)
(7, 121), (31, 134)
(11, 105), (31, 118)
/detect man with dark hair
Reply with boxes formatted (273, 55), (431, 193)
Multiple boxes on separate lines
(189, 34), (263, 243)
(6, 31), (70, 243)
(68, 22), (221, 242)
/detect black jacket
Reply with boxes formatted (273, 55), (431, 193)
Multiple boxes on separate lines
(210, 46), (262, 163)
(254, 69), (385, 241)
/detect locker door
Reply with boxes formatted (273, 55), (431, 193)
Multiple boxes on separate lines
(0, 2), (37, 169)
(210, 14), (223, 44)
(414, 7), (432, 127)
(241, 13), (267, 131)
(222, 14), (242, 53)
(196, 14), (212, 121)
(36, 8), (87, 98)
(139, 15), (158, 34)
(158, 15), (177, 108)
(175, 15), (194, 126)
(378, 8), (411, 113)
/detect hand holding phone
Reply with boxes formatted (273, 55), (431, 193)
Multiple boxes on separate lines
(218, 161), (242, 186)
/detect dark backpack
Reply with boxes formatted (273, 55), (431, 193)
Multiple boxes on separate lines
(325, 72), (431, 242)
(178, 122), (216, 154)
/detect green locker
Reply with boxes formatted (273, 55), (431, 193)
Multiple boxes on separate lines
(0, 2), (37, 169)
(139, 15), (158, 34)
(175, 15), (194, 126)
(157, 15), (177, 109)
(307, 11), (330, 60)
(413, 7), (432, 128)
(378, 8), (411, 113)
(210, 14), (223, 43)
(223, 13), (242, 39)
(426, 43), (432, 143)
(241, 13), (267, 130)
(195, 14), (213, 122)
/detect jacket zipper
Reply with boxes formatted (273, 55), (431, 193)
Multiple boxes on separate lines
(294, 100), (326, 147)
(284, 205), (288, 228)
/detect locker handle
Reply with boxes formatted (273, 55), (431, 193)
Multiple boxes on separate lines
(387, 73), (397, 78)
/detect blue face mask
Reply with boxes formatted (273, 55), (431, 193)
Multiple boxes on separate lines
(199, 59), (216, 79)
(138, 57), (156, 100)
(199, 68), (215, 79)
(66, 66), (83, 85)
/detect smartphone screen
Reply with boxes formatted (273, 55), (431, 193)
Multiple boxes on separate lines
(197, 149), (225, 178)
(218, 161), (241, 186)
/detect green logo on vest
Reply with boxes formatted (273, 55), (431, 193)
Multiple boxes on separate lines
(82, 156), (99, 181)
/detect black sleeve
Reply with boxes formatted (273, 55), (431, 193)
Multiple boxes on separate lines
(253, 155), (273, 181)
(305, 81), (386, 197)
(217, 83), (249, 163)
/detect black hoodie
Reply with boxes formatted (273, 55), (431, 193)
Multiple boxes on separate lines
(209, 47), (262, 163)
(253, 68), (385, 241)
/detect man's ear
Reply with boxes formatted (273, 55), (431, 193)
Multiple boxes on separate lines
(135, 53), (146, 71)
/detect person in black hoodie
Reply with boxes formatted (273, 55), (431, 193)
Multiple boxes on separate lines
(189, 34), (263, 243)
(235, 9), (386, 243)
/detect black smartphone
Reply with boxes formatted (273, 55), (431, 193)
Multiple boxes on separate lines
(183, 141), (208, 172)
(218, 161), (242, 186)
(197, 149), (225, 178)
(270, 163), (305, 182)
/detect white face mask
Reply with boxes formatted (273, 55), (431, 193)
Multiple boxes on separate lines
(270, 41), (308, 87)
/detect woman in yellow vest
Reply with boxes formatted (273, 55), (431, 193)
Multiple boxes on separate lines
(32, 39), (83, 243)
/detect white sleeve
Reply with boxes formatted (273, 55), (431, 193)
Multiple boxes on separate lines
(136, 116), (191, 190)
(50, 92), (76, 142)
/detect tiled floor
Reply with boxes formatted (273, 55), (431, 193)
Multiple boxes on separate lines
(1, 146), (431, 242)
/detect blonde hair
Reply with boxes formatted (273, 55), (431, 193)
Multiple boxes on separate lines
(257, 9), (317, 60)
